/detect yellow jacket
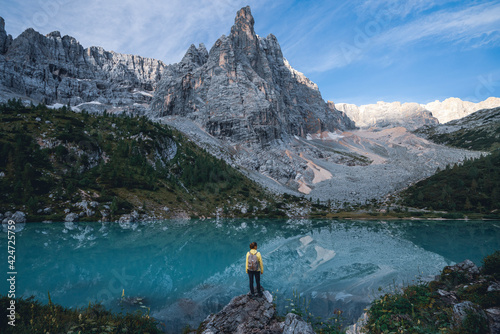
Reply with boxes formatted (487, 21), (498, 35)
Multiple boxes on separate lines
(246, 249), (264, 273)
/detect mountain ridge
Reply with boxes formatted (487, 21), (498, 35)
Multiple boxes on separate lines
(0, 16), (165, 114)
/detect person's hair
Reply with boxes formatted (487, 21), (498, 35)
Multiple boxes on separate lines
(249, 242), (257, 249)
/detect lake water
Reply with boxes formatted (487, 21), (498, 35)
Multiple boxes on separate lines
(2, 219), (500, 332)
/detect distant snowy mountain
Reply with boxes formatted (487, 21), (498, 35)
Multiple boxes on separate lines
(416, 106), (500, 152)
(335, 97), (500, 130)
(334, 101), (438, 130)
(423, 97), (500, 124)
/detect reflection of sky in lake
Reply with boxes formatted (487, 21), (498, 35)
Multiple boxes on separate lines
(2, 219), (499, 332)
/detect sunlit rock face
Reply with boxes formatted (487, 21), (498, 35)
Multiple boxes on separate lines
(150, 6), (355, 147)
(423, 97), (500, 124)
(335, 101), (439, 130)
(335, 97), (500, 130)
(0, 17), (165, 113)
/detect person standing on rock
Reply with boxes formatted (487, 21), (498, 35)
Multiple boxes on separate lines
(246, 242), (264, 297)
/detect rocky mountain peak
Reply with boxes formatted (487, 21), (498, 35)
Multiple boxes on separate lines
(151, 6), (355, 147)
(181, 43), (209, 67)
(231, 5), (256, 42)
(47, 31), (62, 39)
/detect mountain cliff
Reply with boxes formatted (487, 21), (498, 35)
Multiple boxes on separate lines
(150, 6), (355, 147)
(0, 17), (165, 113)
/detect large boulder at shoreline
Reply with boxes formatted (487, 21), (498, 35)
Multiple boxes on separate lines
(199, 291), (281, 333)
(10, 211), (26, 223)
(198, 290), (313, 334)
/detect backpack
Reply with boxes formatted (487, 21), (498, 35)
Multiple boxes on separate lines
(248, 251), (259, 271)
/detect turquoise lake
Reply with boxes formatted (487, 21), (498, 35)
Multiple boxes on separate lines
(1, 219), (500, 332)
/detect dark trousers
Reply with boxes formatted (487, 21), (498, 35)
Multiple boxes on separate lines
(248, 270), (261, 294)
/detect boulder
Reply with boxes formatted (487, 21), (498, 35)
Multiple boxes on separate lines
(443, 259), (480, 281)
(485, 308), (500, 334)
(11, 211), (26, 223)
(199, 292), (283, 334)
(452, 301), (489, 332)
(282, 313), (314, 334)
(64, 213), (79, 223)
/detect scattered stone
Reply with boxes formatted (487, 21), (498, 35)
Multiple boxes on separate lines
(437, 289), (458, 304)
(43, 207), (52, 214)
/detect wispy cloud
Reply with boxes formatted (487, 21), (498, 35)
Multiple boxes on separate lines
(373, 2), (500, 47)
(302, 1), (500, 73)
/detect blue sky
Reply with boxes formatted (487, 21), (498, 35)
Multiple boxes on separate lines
(1, 0), (500, 105)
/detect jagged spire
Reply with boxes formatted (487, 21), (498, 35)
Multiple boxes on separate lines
(230, 6), (257, 50)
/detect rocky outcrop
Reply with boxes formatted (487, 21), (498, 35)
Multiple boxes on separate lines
(335, 101), (439, 130)
(424, 97), (500, 124)
(150, 6), (355, 147)
(0, 16), (165, 113)
(199, 291), (312, 334)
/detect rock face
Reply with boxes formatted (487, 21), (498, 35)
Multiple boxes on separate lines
(150, 6), (355, 147)
(0, 16), (165, 113)
(335, 101), (439, 130)
(199, 292), (312, 334)
(424, 97), (500, 124)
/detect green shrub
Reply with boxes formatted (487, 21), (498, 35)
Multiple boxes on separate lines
(0, 295), (163, 333)
(482, 250), (500, 278)
(454, 308), (490, 334)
